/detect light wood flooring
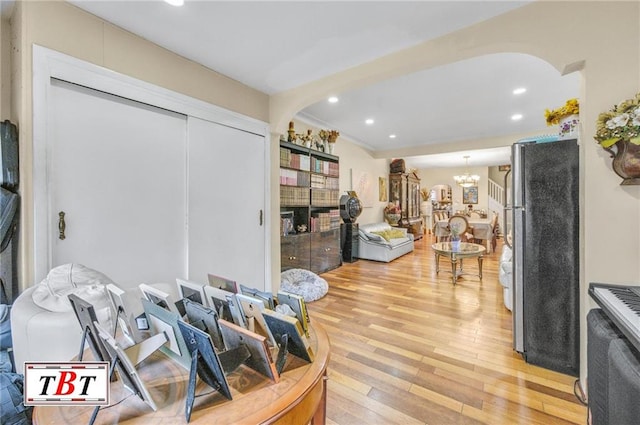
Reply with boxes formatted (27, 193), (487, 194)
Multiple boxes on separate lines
(307, 234), (587, 425)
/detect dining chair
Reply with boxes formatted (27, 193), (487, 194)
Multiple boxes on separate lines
(447, 215), (474, 242)
(490, 212), (499, 252)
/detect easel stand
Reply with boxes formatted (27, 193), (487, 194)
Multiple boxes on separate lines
(184, 345), (249, 423)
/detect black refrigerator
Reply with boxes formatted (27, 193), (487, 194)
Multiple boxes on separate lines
(509, 137), (580, 376)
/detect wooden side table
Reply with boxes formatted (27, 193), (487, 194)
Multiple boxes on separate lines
(33, 324), (330, 425)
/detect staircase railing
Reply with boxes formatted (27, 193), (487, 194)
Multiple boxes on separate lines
(488, 178), (505, 237)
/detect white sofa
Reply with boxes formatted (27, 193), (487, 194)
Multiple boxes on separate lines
(498, 244), (513, 311)
(358, 222), (414, 262)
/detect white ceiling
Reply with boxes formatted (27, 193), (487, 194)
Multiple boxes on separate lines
(65, 0), (580, 168)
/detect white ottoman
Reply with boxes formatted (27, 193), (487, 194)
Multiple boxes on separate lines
(11, 286), (83, 373)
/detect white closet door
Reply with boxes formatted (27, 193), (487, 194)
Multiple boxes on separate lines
(48, 79), (187, 286)
(187, 117), (266, 290)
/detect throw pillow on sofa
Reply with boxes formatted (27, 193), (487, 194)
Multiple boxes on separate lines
(371, 229), (405, 241)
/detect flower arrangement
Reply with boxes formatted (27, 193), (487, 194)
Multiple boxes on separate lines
(384, 202), (401, 215)
(544, 98), (579, 126)
(449, 223), (461, 239)
(318, 129), (329, 142)
(420, 188), (430, 201)
(594, 92), (640, 148)
(327, 130), (339, 143)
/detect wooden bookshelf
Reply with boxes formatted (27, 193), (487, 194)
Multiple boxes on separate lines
(280, 141), (341, 273)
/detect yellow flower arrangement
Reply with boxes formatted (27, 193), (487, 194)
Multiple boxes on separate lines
(594, 92), (640, 148)
(544, 98), (579, 126)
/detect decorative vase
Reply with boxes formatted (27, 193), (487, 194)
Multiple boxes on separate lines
(420, 201), (430, 215)
(604, 139), (640, 185)
(385, 213), (400, 226)
(558, 114), (580, 140)
(328, 142), (335, 155)
(451, 238), (461, 251)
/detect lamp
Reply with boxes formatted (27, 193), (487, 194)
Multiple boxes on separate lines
(454, 156), (480, 188)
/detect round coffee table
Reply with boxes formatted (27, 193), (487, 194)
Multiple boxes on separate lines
(432, 241), (486, 285)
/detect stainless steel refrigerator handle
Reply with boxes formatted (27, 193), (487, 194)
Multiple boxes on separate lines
(503, 169), (512, 248)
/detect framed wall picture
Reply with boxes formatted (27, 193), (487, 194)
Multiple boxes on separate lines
(462, 186), (478, 204)
(378, 177), (388, 202)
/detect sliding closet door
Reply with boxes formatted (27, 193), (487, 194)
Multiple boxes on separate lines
(47, 79), (187, 286)
(187, 117), (266, 290)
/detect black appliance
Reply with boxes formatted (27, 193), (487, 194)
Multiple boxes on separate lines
(340, 192), (362, 263)
(507, 137), (580, 376)
(340, 223), (359, 263)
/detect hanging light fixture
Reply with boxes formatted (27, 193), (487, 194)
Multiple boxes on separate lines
(454, 156), (480, 187)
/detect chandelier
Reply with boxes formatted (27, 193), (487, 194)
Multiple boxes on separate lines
(454, 156), (480, 188)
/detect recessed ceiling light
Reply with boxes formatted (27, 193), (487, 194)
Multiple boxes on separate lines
(328, 96), (339, 103)
(513, 87), (527, 95)
(164, 0), (184, 6)
(389, 134), (397, 139)
(365, 118), (375, 125)
(511, 113), (523, 121)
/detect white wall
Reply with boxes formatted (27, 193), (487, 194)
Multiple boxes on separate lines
(0, 14), (10, 121)
(292, 119), (389, 224)
(418, 166), (489, 213)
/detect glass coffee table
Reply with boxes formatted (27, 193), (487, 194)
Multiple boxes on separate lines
(432, 241), (486, 285)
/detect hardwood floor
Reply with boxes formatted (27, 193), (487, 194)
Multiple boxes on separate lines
(308, 234), (587, 425)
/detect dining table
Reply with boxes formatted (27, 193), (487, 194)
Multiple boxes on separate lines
(435, 217), (495, 253)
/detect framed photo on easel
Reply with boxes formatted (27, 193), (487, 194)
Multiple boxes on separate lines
(462, 186), (478, 204)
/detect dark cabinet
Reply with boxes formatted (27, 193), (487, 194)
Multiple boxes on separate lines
(280, 141), (341, 273)
(281, 233), (311, 271)
(310, 229), (341, 273)
(389, 171), (423, 239)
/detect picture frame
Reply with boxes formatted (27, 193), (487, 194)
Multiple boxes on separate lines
(207, 273), (239, 293)
(262, 309), (314, 363)
(67, 294), (111, 363)
(378, 177), (388, 202)
(176, 278), (208, 307)
(94, 321), (158, 412)
(142, 299), (191, 370)
(183, 298), (225, 352)
(203, 286), (237, 325)
(462, 186), (478, 204)
(176, 320), (232, 423)
(139, 283), (181, 316)
(235, 293), (278, 348)
(106, 283), (139, 345)
(218, 319), (279, 382)
(239, 284), (276, 310)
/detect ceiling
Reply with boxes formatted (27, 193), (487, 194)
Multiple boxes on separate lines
(65, 0), (580, 169)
